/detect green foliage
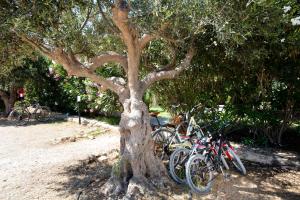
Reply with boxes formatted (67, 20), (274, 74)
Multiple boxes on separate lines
(96, 116), (120, 125)
(111, 158), (121, 179)
(148, 0), (300, 144)
(242, 137), (255, 146)
(25, 61), (121, 114)
(242, 134), (268, 147)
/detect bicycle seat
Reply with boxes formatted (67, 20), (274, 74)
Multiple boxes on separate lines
(150, 112), (160, 117)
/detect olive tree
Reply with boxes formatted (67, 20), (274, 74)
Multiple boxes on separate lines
(2, 0), (251, 196)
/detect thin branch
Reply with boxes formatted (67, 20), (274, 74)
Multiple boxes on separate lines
(79, 6), (92, 32)
(97, 0), (119, 33)
(18, 34), (51, 57)
(141, 48), (195, 92)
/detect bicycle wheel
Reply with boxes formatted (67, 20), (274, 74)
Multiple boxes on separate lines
(34, 106), (51, 122)
(226, 148), (246, 175)
(186, 154), (214, 194)
(152, 128), (178, 160)
(220, 153), (229, 170)
(8, 108), (30, 126)
(217, 145), (229, 170)
(169, 147), (190, 184)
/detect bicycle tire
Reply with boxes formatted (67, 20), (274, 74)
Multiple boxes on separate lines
(185, 154), (214, 194)
(220, 153), (229, 170)
(8, 108), (30, 126)
(152, 128), (178, 160)
(169, 147), (190, 184)
(227, 148), (246, 175)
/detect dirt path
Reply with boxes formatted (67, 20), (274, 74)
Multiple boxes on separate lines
(0, 120), (119, 200)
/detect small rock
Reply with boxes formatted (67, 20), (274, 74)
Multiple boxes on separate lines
(82, 120), (89, 126)
(75, 134), (82, 138)
(98, 156), (108, 162)
(88, 135), (95, 140)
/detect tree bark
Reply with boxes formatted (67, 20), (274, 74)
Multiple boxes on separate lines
(0, 87), (17, 115)
(119, 98), (166, 176)
(0, 91), (9, 114)
(103, 97), (169, 198)
(8, 86), (17, 114)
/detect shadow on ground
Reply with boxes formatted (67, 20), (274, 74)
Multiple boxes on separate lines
(53, 154), (300, 200)
(54, 152), (116, 200)
(201, 162), (300, 200)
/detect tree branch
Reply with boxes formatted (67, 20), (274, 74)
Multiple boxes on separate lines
(139, 34), (158, 50)
(96, 0), (119, 33)
(138, 23), (172, 50)
(111, 0), (141, 97)
(79, 6), (92, 32)
(111, 0), (138, 49)
(89, 52), (128, 73)
(156, 46), (177, 72)
(51, 48), (125, 94)
(20, 35), (125, 95)
(18, 34), (52, 57)
(141, 48), (195, 92)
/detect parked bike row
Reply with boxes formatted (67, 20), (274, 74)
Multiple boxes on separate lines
(151, 104), (246, 194)
(8, 102), (52, 126)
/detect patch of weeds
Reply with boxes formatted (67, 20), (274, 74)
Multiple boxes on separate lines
(86, 129), (108, 137)
(242, 135), (269, 147)
(111, 158), (121, 179)
(242, 137), (255, 146)
(96, 116), (120, 125)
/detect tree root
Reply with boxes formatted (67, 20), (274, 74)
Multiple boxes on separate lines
(102, 176), (124, 197)
(102, 175), (173, 200)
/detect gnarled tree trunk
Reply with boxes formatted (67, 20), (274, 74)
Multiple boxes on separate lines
(113, 97), (168, 197)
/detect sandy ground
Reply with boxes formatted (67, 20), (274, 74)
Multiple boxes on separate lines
(0, 120), (119, 200)
(0, 120), (299, 200)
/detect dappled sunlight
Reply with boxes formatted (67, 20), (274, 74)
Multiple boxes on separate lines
(191, 167), (300, 200)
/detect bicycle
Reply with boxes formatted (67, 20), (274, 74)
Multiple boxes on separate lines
(151, 104), (204, 160)
(168, 123), (230, 185)
(8, 102), (51, 126)
(185, 127), (246, 194)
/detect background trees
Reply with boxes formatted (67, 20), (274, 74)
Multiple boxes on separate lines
(150, 0), (300, 146)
